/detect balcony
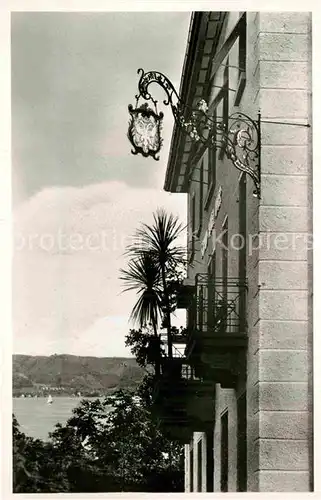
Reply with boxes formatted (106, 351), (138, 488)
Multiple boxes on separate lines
(152, 357), (216, 443)
(184, 275), (248, 388)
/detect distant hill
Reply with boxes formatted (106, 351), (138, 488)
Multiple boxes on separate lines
(13, 354), (146, 397)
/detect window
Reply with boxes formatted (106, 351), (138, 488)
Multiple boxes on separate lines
(197, 161), (204, 236)
(237, 392), (247, 491)
(197, 440), (202, 492)
(197, 284), (204, 333)
(221, 411), (228, 492)
(219, 62), (229, 160)
(236, 15), (247, 106)
(238, 173), (247, 281)
(190, 447), (194, 492)
(189, 193), (196, 263)
(204, 113), (217, 210)
(222, 218), (229, 321)
(238, 173), (247, 331)
(205, 53), (229, 209)
(209, 110), (217, 189)
(210, 82), (228, 156)
(210, 13), (247, 107)
(207, 253), (216, 330)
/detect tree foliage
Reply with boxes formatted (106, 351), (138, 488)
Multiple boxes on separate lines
(12, 415), (69, 492)
(12, 210), (187, 494)
(125, 327), (165, 369)
(13, 385), (184, 493)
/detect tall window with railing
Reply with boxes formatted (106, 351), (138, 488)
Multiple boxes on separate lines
(207, 253), (216, 330)
(197, 283), (204, 333)
(188, 193), (196, 263)
(197, 160), (204, 236)
(204, 112), (217, 210)
(210, 13), (247, 108)
(222, 218), (229, 324)
(238, 173), (247, 332)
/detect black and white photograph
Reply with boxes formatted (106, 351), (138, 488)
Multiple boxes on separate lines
(3, 4), (316, 495)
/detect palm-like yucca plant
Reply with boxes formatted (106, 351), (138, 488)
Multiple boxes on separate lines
(126, 209), (186, 358)
(120, 251), (163, 376)
(120, 251), (162, 335)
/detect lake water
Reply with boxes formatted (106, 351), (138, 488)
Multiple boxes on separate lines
(13, 397), (101, 441)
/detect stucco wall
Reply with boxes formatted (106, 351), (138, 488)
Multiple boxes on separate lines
(249, 11), (312, 492)
(184, 11), (312, 492)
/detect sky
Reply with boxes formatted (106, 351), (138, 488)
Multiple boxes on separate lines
(12, 12), (190, 357)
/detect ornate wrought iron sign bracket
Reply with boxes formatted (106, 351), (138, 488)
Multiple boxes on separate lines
(219, 111), (261, 198)
(128, 69), (261, 197)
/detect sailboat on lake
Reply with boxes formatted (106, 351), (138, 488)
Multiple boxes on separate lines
(47, 394), (53, 404)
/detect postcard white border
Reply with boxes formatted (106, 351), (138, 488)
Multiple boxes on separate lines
(1, 1), (320, 499)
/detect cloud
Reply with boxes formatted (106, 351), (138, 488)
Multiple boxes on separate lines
(13, 181), (187, 356)
(11, 12), (191, 203)
(14, 315), (133, 358)
(14, 180), (187, 255)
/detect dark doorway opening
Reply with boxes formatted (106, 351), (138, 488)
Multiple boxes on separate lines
(237, 392), (247, 491)
(220, 411), (228, 492)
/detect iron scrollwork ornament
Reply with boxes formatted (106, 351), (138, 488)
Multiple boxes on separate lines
(218, 112), (261, 198)
(128, 69), (261, 197)
(127, 69), (180, 161)
(136, 68), (180, 116)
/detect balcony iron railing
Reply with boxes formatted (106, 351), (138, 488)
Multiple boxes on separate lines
(184, 275), (248, 387)
(149, 276), (248, 438)
(194, 275), (247, 337)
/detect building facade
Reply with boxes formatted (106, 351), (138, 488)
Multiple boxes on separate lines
(163, 11), (312, 492)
